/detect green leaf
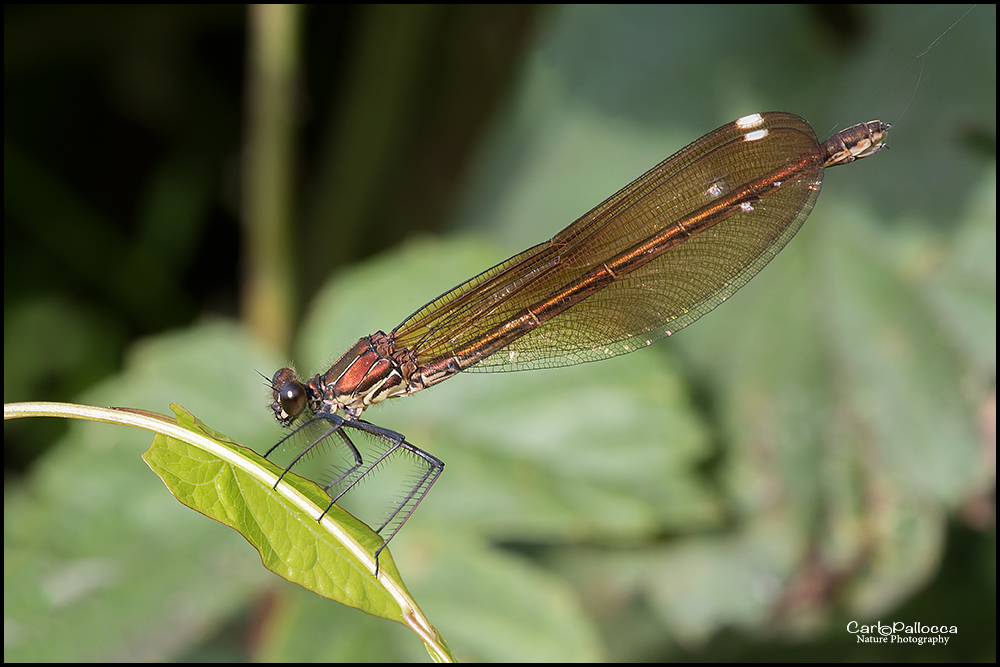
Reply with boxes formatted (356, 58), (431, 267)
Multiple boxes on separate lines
(141, 404), (453, 661)
(5, 400), (453, 662)
(143, 406), (393, 603)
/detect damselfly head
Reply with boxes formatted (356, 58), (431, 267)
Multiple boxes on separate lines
(270, 367), (309, 426)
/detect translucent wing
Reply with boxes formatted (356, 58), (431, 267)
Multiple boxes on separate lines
(393, 112), (824, 372)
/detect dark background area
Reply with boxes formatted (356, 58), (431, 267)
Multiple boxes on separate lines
(5, 4), (535, 469)
(5, 5), (994, 662)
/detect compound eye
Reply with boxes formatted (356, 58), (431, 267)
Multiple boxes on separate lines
(278, 380), (307, 419)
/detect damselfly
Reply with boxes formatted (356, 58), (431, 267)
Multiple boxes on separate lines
(266, 111), (889, 566)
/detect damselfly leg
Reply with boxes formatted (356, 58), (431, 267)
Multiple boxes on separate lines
(264, 406), (443, 568)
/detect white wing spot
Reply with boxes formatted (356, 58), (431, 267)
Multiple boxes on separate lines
(736, 113), (764, 129)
